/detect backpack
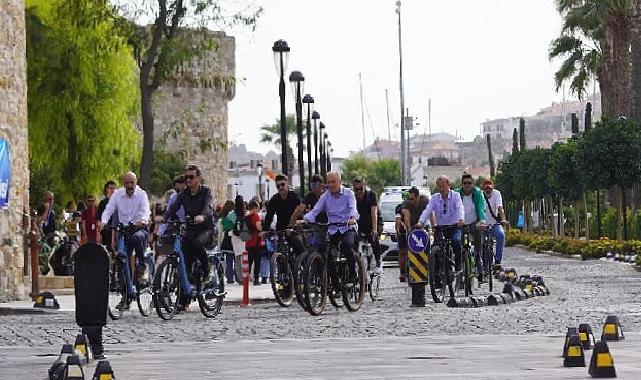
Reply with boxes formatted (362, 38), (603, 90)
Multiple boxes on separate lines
(233, 215), (253, 242)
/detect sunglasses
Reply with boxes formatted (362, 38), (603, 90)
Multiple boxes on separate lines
(276, 182), (287, 188)
(462, 181), (473, 185)
(353, 187), (364, 192)
(185, 174), (196, 180)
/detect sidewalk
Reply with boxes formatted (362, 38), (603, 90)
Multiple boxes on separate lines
(0, 281), (275, 314)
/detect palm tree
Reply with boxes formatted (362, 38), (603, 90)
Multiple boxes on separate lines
(260, 114), (297, 175)
(550, 0), (633, 118)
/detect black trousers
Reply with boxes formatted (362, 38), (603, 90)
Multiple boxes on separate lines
(328, 230), (357, 285)
(356, 232), (382, 264)
(181, 229), (213, 277)
(247, 246), (263, 283)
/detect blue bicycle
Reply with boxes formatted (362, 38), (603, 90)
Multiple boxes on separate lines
(107, 223), (155, 320)
(152, 218), (225, 320)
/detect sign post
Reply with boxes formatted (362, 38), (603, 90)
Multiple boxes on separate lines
(407, 228), (429, 307)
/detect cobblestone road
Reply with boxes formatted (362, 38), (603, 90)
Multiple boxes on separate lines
(1, 246), (640, 347)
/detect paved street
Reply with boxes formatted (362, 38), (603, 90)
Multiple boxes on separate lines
(1, 246), (641, 378)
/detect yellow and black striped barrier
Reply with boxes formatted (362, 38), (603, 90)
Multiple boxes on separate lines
(408, 250), (429, 284)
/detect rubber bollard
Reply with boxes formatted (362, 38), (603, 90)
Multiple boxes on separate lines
(563, 327), (579, 357)
(579, 323), (595, 350)
(588, 341), (616, 378)
(563, 334), (586, 367)
(410, 283), (426, 307)
(240, 251), (250, 307)
(601, 315), (624, 341)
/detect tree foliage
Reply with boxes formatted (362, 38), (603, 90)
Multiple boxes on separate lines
(26, 0), (140, 206)
(341, 155), (401, 195)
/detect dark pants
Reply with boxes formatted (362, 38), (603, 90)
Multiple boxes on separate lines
(434, 225), (463, 270)
(288, 233), (305, 257)
(101, 229), (113, 253)
(123, 229), (149, 263)
(328, 229), (357, 285)
(224, 251), (236, 283)
(364, 233), (382, 265)
(181, 229), (213, 278)
(247, 246), (263, 284)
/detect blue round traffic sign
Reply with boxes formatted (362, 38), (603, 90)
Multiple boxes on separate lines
(408, 229), (429, 253)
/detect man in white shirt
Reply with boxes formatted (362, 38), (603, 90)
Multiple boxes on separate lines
(482, 179), (508, 267)
(99, 172), (151, 285)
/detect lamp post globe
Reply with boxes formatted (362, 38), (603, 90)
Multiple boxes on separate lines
(289, 70), (306, 197)
(272, 39), (290, 176)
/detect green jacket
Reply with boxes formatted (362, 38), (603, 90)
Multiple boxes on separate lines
(455, 186), (486, 223)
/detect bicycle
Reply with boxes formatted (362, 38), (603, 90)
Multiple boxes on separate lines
(107, 223), (154, 320)
(303, 222), (366, 316)
(480, 224), (498, 292)
(152, 218), (226, 320)
(461, 225), (476, 297)
(427, 225), (458, 303)
(357, 232), (380, 301)
(265, 228), (310, 310)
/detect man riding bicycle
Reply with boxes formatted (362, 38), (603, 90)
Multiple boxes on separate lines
(482, 179), (509, 269)
(99, 172), (151, 288)
(164, 164), (216, 289)
(263, 174), (304, 254)
(300, 171), (359, 281)
(400, 187), (429, 282)
(416, 175), (464, 272)
(352, 178), (383, 274)
(455, 173), (486, 282)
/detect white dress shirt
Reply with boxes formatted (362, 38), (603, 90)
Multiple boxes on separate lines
(100, 186), (151, 225)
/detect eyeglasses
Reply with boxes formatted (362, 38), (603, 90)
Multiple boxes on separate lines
(185, 174), (196, 180)
(462, 181), (473, 185)
(276, 182), (287, 188)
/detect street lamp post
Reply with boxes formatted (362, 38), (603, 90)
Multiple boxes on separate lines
(320, 123), (326, 180)
(327, 142), (333, 172)
(272, 40), (290, 175)
(396, 1), (406, 185)
(303, 94), (314, 189)
(312, 111), (320, 175)
(289, 70), (305, 197)
(256, 161), (263, 201)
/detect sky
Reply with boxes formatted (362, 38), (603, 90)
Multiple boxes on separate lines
(225, 0), (566, 157)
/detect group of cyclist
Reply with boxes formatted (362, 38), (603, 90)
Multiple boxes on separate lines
(411, 174), (508, 284)
(64, 160), (507, 313)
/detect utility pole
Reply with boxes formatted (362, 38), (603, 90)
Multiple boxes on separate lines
(396, 0), (406, 185)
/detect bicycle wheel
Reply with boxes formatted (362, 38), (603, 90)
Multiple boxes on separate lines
(328, 253), (344, 308)
(198, 262), (225, 318)
(153, 258), (180, 320)
(342, 252), (365, 312)
(463, 248), (473, 297)
(484, 244), (494, 292)
(428, 246), (448, 303)
(294, 252), (309, 310)
(303, 251), (327, 316)
(369, 273), (381, 301)
(136, 263), (153, 317)
(108, 260), (125, 320)
(270, 251), (294, 307)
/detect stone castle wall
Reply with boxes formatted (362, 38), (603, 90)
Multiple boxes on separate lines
(153, 30), (234, 206)
(0, 0), (29, 302)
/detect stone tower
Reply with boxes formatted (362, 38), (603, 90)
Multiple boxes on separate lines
(0, 0), (29, 302)
(153, 30), (235, 205)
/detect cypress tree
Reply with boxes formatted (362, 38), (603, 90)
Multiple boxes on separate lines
(584, 102), (592, 131)
(512, 128), (519, 154)
(571, 113), (579, 138)
(519, 118), (526, 151)
(486, 134), (496, 177)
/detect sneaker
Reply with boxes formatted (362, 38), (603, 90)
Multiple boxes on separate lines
(261, 277), (268, 284)
(493, 263), (502, 271)
(399, 277), (406, 283)
(373, 266), (383, 275)
(115, 300), (130, 311)
(477, 273), (484, 284)
(253, 280), (261, 286)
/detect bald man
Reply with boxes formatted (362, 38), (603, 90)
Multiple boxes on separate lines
(100, 172), (151, 295)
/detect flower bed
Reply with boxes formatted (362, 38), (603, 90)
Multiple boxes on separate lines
(506, 229), (641, 262)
